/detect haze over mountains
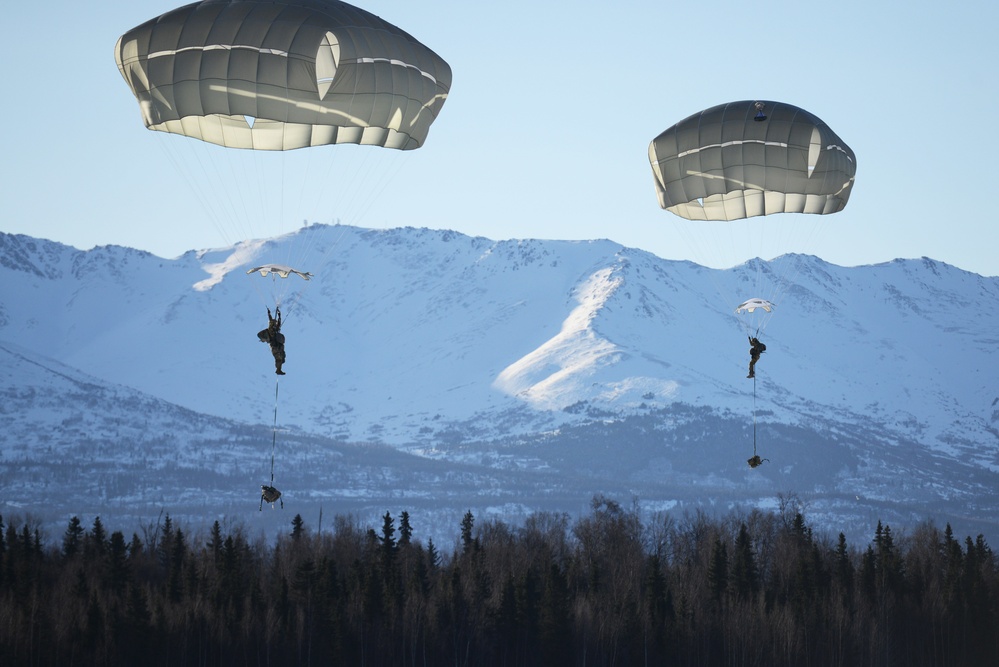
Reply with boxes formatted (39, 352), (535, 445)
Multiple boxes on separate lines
(1, 225), (997, 544)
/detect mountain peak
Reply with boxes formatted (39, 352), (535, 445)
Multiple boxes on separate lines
(3, 224), (999, 542)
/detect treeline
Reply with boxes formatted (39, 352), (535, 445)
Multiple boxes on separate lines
(1, 498), (997, 667)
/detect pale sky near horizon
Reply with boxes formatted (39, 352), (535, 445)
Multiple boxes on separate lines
(2, 0), (997, 276)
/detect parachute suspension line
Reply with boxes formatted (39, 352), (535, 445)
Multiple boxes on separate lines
(252, 150), (408, 324)
(670, 219), (746, 335)
(350, 150), (411, 224)
(766, 254), (800, 312)
(266, 269), (292, 313)
(246, 271), (286, 317)
(290, 63), (409, 246)
(753, 214), (833, 337)
(156, 135), (242, 249)
(210, 138), (262, 244)
(155, 132), (284, 251)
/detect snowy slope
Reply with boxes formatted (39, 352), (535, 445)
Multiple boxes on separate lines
(2, 226), (998, 541)
(2, 227), (996, 451)
(0, 340), (555, 541)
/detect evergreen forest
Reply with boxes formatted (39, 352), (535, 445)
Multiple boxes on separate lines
(1, 496), (997, 666)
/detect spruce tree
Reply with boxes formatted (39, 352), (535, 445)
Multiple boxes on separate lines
(87, 516), (107, 559)
(834, 532), (854, 592)
(208, 520), (223, 564)
(107, 530), (130, 596)
(460, 510), (475, 555)
(708, 536), (729, 602)
(426, 538), (440, 570)
(399, 511), (413, 547)
(62, 515), (84, 559)
(379, 512), (396, 556)
(730, 523), (759, 600)
(291, 514), (305, 542)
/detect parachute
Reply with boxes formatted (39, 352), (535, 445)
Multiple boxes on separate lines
(648, 100), (856, 222)
(648, 99), (857, 336)
(735, 298), (774, 315)
(114, 0), (452, 152)
(247, 265), (314, 280)
(737, 299), (776, 346)
(247, 266), (313, 310)
(649, 101), (857, 466)
(114, 0), (453, 297)
(115, 0), (453, 509)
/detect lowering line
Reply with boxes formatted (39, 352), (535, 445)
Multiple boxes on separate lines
(271, 377), (279, 485)
(260, 377), (284, 510)
(748, 373), (769, 468)
(753, 375), (758, 457)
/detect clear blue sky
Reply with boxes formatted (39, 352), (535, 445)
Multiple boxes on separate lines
(3, 0), (997, 276)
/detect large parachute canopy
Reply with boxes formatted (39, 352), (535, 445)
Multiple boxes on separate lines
(114, 0), (452, 311)
(114, 0), (452, 151)
(648, 100), (856, 221)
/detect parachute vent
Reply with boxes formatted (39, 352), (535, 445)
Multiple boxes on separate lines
(316, 32), (341, 100)
(807, 127), (821, 177)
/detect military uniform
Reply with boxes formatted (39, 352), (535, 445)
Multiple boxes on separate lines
(257, 307), (287, 375)
(747, 336), (766, 378)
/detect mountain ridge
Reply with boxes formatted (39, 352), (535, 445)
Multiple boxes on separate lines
(1, 225), (997, 542)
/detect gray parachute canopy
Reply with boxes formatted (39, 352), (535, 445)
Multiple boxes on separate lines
(115, 0), (452, 151)
(649, 101), (856, 221)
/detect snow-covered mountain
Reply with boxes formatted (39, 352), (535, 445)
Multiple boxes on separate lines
(1, 225), (997, 544)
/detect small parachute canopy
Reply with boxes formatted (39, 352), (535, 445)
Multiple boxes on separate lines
(735, 298), (775, 314)
(649, 100), (856, 221)
(114, 0), (452, 151)
(247, 264), (313, 280)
